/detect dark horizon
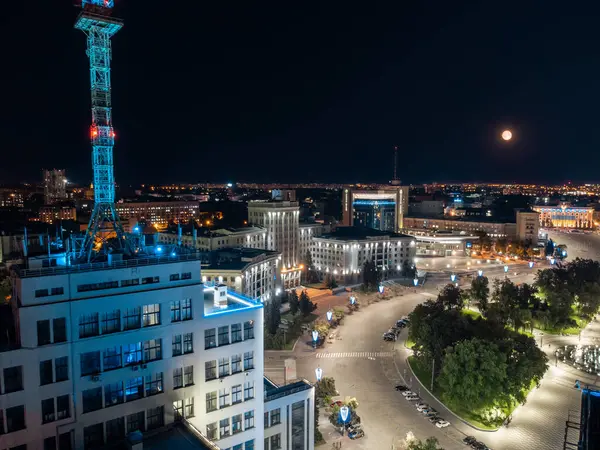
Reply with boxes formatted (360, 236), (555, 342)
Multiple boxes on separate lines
(2, 1), (600, 186)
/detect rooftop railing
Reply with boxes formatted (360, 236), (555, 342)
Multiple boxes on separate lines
(264, 379), (313, 402)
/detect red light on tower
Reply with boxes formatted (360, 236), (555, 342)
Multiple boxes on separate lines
(111, 131), (116, 138)
(90, 127), (98, 138)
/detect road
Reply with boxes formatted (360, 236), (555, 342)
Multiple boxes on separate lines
(546, 229), (600, 261)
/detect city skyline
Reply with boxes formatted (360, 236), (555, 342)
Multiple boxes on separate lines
(3, 2), (600, 185)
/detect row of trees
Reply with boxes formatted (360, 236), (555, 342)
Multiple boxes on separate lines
(264, 290), (317, 349)
(468, 258), (600, 331)
(409, 285), (548, 425)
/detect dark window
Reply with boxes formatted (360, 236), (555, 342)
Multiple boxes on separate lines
(142, 304), (160, 327)
(218, 357), (229, 377)
(270, 434), (281, 450)
(143, 339), (162, 362)
(57, 394), (70, 420)
(124, 343), (142, 365)
(244, 321), (254, 340)
(124, 307), (141, 330)
(51, 287), (64, 296)
(173, 368), (183, 389)
(78, 281), (118, 293)
(204, 328), (216, 349)
(83, 423), (104, 450)
(231, 323), (242, 343)
(127, 411), (145, 433)
(184, 365), (193, 386)
(0, 410), (4, 434)
(184, 397), (194, 418)
(231, 354), (242, 374)
(219, 418), (230, 438)
(101, 310), (120, 334)
(232, 384), (242, 404)
(218, 326), (229, 346)
(104, 381), (124, 407)
(103, 347), (121, 371)
(244, 381), (254, 400)
(146, 406), (164, 430)
(244, 410), (255, 429)
(125, 377), (143, 402)
(53, 318), (67, 343)
(169, 273), (180, 282)
(44, 436), (57, 450)
(40, 360), (53, 385)
(245, 440), (255, 450)
(219, 388), (229, 408)
(37, 320), (51, 346)
(6, 405), (25, 433)
(106, 416), (125, 441)
(42, 398), (55, 424)
(141, 276), (159, 285)
(80, 351), (101, 376)
(59, 432), (71, 450)
(206, 391), (217, 412)
(182, 272), (192, 280)
(53, 357), (68, 382)
(244, 351), (254, 370)
(205, 360), (216, 381)
(183, 333), (193, 354)
(206, 422), (217, 440)
(264, 411), (269, 429)
(35, 288), (49, 298)
(4, 366), (23, 393)
(270, 408), (281, 426)
(170, 301), (181, 322)
(172, 335), (182, 356)
(232, 414), (242, 434)
(120, 278), (140, 287)
(181, 298), (192, 320)
(145, 372), (163, 397)
(82, 387), (102, 413)
(79, 313), (99, 338)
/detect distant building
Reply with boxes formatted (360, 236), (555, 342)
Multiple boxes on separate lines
(202, 248), (283, 302)
(342, 186), (409, 232)
(271, 189), (296, 202)
(248, 200), (301, 289)
(408, 200), (444, 218)
(299, 223), (330, 262)
(515, 210), (540, 242)
(39, 206), (77, 224)
(43, 169), (67, 204)
(116, 201), (200, 228)
(158, 227), (267, 252)
(0, 188), (25, 208)
(311, 226), (416, 284)
(532, 203), (593, 229)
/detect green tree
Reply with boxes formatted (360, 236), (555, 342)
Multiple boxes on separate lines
(401, 260), (416, 278)
(469, 276), (490, 312)
(362, 259), (381, 291)
(436, 284), (464, 310)
(474, 230), (492, 252)
(324, 273), (338, 289)
(314, 400), (324, 444)
(407, 437), (443, 450)
(495, 238), (509, 254)
(304, 250), (318, 283)
(299, 290), (317, 317)
(438, 338), (508, 411)
(288, 290), (300, 315)
(489, 279), (519, 327)
(265, 296), (281, 335)
(315, 376), (337, 399)
(517, 283), (536, 309)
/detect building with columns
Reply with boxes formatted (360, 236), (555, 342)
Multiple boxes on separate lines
(532, 204), (593, 229)
(342, 187), (409, 232)
(248, 201), (301, 289)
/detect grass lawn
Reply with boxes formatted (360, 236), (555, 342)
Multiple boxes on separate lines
(408, 356), (500, 431)
(281, 312), (319, 350)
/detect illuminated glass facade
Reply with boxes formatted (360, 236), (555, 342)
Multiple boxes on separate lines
(352, 200), (396, 232)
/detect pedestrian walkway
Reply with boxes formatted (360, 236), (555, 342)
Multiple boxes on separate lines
(316, 351), (394, 359)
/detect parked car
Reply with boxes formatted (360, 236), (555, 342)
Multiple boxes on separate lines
(427, 416), (440, 423)
(383, 332), (396, 341)
(349, 428), (364, 439)
(406, 396), (421, 402)
(395, 385), (409, 391)
(330, 400), (344, 408)
(401, 391), (416, 397)
(422, 408), (437, 416)
(395, 321), (407, 328)
(435, 419), (450, 428)
(463, 437), (477, 446)
(416, 404), (429, 412)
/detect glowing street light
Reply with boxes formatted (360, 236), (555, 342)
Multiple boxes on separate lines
(478, 269), (483, 277)
(450, 274), (456, 282)
(504, 265), (509, 273)
(378, 284), (384, 294)
(550, 258), (556, 265)
(349, 296), (356, 305)
(413, 278), (419, 287)
(171, 251), (176, 257)
(315, 367), (323, 382)
(529, 261), (534, 269)
(156, 246), (163, 253)
(339, 405), (350, 423)
(133, 226), (140, 233)
(326, 310), (333, 322)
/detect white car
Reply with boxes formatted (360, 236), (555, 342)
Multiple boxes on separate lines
(401, 391), (416, 397)
(406, 396), (421, 402)
(416, 404), (429, 412)
(435, 419), (450, 428)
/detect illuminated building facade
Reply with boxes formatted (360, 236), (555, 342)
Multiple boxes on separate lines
(0, 189), (25, 208)
(116, 202), (200, 228)
(39, 206), (77, 224)
(342, 187), (409, 232)
(159, 227), (267, 252)
(43, 170), (67, 205)
(248, 201), (301, 289)
(532, 204), (594, 229)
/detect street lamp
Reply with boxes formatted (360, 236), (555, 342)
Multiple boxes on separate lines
(550, 258), (555, 265)
(450, 274), (456, 282)
(504, 265), (509, 273)
(315, 367), (323, 382)
(339, 405), (350, 435)
(349, 296), (356, 305)
(478, 269), (483, 277)
(413, 278), (419, 287)
(312, 330), (319, 349)
(529, 261), (534, 269)
(326, 310), (333, 322)
(540, 332), (544, 347)
(378, 284), (384, 294)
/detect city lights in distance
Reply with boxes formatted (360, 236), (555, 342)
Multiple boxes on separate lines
(501, 129), (512, 141)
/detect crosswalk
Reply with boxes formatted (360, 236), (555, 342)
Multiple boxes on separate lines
(316, 351), (394, 359)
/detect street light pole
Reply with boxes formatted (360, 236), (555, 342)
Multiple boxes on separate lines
(431, 359), (435, 392)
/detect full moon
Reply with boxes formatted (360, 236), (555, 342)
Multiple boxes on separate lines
(501, 130), (512, 141)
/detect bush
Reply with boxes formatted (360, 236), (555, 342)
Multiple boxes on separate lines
(315, 377), (337, 399)
(263, 329), (285, 350)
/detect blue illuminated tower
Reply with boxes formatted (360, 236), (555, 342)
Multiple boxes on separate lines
(75, 1), (127, 261)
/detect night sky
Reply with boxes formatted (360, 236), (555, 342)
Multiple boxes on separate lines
(2, 1), (600, 185)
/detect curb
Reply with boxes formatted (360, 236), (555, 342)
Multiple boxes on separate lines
(404, 356), (500, 433)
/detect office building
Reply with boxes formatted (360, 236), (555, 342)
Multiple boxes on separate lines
(158, 227), (267, 253)
(532, 204), (593, 229)
(116, 201), (200, 228)
(342, 187), (409, 232)
(311, 227), (416, 284)
(0, 189), (25, 208)
(248, 201), (301, 289)
(201, 248), (283, 302)
(298, 223), (330, 262)
(39, 206), (77, 224)
(515, 210), (540, 242)
(43, 170), (68, 205)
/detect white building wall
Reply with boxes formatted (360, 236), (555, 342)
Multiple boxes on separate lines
(264, 387), (315, 450)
